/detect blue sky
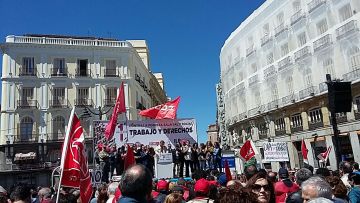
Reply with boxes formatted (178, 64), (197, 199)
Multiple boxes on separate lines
(0, 0), (265, 144)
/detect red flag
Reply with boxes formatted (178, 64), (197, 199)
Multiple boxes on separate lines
(59, 108), (92, 203)
(105, 82), (126, 140)
(239, 140), (257, 162)
(224, 159), (232, 182)
(139, 96), (180, 119)
(301, 139), (308, 163)
(124, 144), (136, 170)
(317, 146), (332, 161)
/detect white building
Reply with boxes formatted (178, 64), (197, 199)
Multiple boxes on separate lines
(220, 0), (360, 171)
(0, 34), (167, 187)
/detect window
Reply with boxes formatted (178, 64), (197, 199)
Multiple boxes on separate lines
(309, 108), (322, 123)
(77, 59), (88, 76)
(52, 116), (65, 139)
(106, 87), (117, 105)
(339, 4), (353, 22)
(281, 43), (289, 57)
(275, 118), (286, 131)
(293, 1), (301, 12)
(349, 47), (360, 70)
(20, 117), (34, 141)
(105, 60), (116, 76)
(263, 23), (270, 36)
(255, 92), (261, 106)
(286, 76), (294, 94)
(21, 57), (35, 75)
(323, 58), (335, 77)
(77, 88), (89, 105)
(267, 53), (274, 65)
(297, 32), (307, 47)
(53, 88), (65, 106)
(271, 85), (279, 101)
(317, 19), (328, 35)
(291, 114), (303, 128)
(53, 58), (65, 75)
(304, 72), (313, 87)
(251, 63), (257, 73)
(22, 88), (34, 101)
(277, 12), (284, 24)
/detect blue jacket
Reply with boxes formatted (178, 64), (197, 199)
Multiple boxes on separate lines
(349, 187), (360, 203)
(118, 196), (148, 203)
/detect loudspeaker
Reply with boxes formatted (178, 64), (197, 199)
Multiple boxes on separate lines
(328, 82), (352, 113)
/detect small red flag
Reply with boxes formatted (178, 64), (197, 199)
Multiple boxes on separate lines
(139, 96), (180, 119)
(59, 108), (92, 203)
(224, 159), (232, 182)
(105, 82), (126, 140)
(124, 144), (136, 170)
(301, 139), (308, 163)
(239, 140), (257, 162)
(317, 146), (332, 162)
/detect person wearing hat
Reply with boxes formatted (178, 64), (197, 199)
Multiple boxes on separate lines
(154, 179), (169, 203)
(274, 168), (299, 203)
(186, 178), (213, 203)
(348, 171), (360, 202)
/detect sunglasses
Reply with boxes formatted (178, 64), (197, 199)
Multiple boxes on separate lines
(252, 184), (270, 192)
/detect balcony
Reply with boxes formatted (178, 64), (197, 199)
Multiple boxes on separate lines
(275, 23), (288, 37)
(264, 65), (276, 79)
(261, 34), (272, 47)
(343, 69), (360, 82)
(19, 67), (37, 76)
(136, 102), (146, 111)
(47, 133), (65, 142)
(355, 110), (360, 120)
(282, 93), (297, 105)
(275, 129), (286, 136)
(17, 100), (38, 109)
(258, 128), (268, 140)
(309, 120), (324, 130)
(294, 46), (311, 62)
(291, 10), (306, 26)
(330, 113), (348, 124)
(50, 68), (67, 77)
(248, 107), (259, 117)
(278, 56), (292, 72)
(308, 0), (326, 14)
(104, 68), (118, 77)
(238, 112), (247, 121)
(14, 134), (39, 143)
(246, 45), (255, 57)
(74, 99), (93, 107)
(49, 99), (69, 108)
(291, 125), (303, 133)
(336, 20), (359, 40)
(267, 100), (279, 111)
(299, 86), (316, 99)
(248, 75), (259, 86)
(104, 98), (116, 106)
(319, 82), (328, 93)
(75, 68), (91, 77)
(313, 34), (332, 52)
(235, 82), (245, 92)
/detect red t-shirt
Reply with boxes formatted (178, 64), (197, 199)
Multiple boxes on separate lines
(274, 180), (299, 203)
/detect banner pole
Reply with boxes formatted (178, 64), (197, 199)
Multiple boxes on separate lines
(56, 107), (76, 202)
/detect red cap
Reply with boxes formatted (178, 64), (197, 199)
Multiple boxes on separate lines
(157, 180), (168, 191)
(208, 180), (220, 187)
(194, 178), (210, 194)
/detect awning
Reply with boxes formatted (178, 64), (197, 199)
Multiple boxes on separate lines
(14, 152), (37, 161)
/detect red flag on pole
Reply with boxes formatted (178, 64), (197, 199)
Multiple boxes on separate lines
(105, 82), (126, 140)
(239, 140), (257, 162)
(58, 108), (92, 203)
(124, 144), (136, 170)
(139, 96), (180, 119)
(224, 159), (232, 182)
(301, 139), (309, 163)
(317, 146), (332, 162)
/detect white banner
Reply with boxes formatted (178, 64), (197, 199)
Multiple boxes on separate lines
(93, 118), (197, 148)
(157, 153), (173, 164)
(263, 142), (289, 162)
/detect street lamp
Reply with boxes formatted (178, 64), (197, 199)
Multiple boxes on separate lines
(80, 106), (113, 120)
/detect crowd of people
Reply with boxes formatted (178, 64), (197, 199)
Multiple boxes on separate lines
(97, 140), (222, 182)
(2, 160), (360, 203)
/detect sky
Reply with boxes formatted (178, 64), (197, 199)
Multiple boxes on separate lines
(0, 0), (265, 144)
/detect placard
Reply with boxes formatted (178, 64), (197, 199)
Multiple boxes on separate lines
(157, 153), (173, 164)
(263, 142), (289, 162)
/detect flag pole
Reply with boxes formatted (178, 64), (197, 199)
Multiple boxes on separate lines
(56, 107), (76, 202)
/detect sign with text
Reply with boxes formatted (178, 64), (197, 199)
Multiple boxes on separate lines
(157, 153), (173, 164)
(263, 142), (289, 162)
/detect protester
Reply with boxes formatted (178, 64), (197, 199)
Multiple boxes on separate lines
(215, 185), (254, 203)
(286, 168), (312, 203)
(206, 141), (214, 170)
(325, 176), (348, 202)
(191, 143), (200, 172)
(198, 144), (207, 171)
(340, 161), (353, 190)
(181, 141), (191, 177)
(246, 172), (275, 203)
(213, 142), (222, 172)
(187, 178), (214, 203)
(301, 176), (333, 202)
(165, 193), (185, 203)
(172, 144), (181, 178)
(274, 168), (299, 203)
(9, 184), (32, 203)
(244, 164), (258, 181)
(154, 179), (169, 203)
(118, 164), (153, 203)
(37, 187), (52, 203)
(107, 182), (119, 203)
(267, 172), (277, 184)
(315, 168), (331, 178)
(348, 171), (360, 202)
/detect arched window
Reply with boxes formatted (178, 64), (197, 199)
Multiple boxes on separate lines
(323, 58), (335, 77)
(286, 76), (294, 94)
(52, 116), (65, 140)
(349, 46), (360, 71)
(20, 117), (34, 141)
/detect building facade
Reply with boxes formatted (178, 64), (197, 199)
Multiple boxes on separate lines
(220, 0), (360, 171)
(207, 124), (219, 145)
(0, 34), (167, 188)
